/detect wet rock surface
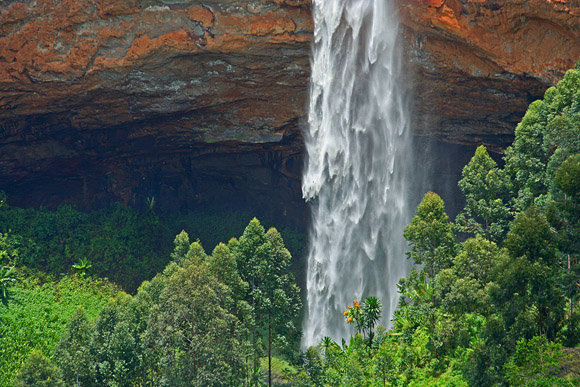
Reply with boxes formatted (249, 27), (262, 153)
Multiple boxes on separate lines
(0, 0), (578, 226)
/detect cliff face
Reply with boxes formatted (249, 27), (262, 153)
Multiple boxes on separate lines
(0, 0), (579, 223)
(398, 0), (580, 147)
(0, 0), (312, 223)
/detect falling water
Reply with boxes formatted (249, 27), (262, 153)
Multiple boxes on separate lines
(302, 0), (415, 347)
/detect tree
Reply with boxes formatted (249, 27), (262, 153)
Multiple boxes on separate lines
(404, 192), (456, 277)
(504, 64), (580, 211)
(554, 153), (580, 198)
(504, 336), (571, 386)
(301, 346), (324, 387)
(147, 262), (250, 386)
(504, 99), (551, 211)
(504, 206), (557, 265)
(435, 236), (502, 316)
(232, 218), (302, 387)
(454, 235), (501, 286)
(54, 307), (94, 386)
(494, 207), (564, 339)
(456, 145), (512, 242)
(0, 265), (16, 304)
(16, 350), (64, 387)
(552, 155), (580, 344)
(208, 242), (248, 302)
(169, 230), (208, 266)
(170, 230), (190, 265)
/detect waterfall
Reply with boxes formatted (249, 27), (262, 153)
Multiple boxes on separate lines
(302, 0), (415, 347)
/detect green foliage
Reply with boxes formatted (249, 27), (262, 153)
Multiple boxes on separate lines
(0, 264), (16, 303)
(16, 349), (65, 387)
(71, 258), (92, 277)
(504, 206), (557, 265)
(6, 59), (580, 387)
(232, 218), (302, 385)
(554, 153), (580, 197)
(327, 64), (580, 384)
(456, 145), (512, 242)
(488, 208), (564, 340)
(26, 219), (302, 387)
(148, 261), (250, 386)
(344, 297), (382, 347)
(300, 346), (324, 386)
(504, 336), (571, 386)
(169, 230), (190, 265)
(0, 275), (119, 387)
(0, 230), (18, 304)
(0, 203), (172, 292)
(504, 64), (580, 210)
(0, 202), (306, 294)
(90, 295), (141, 387)
(404, 192), (456, 277)
(53, 307), (94, 386)
(426, 61), (580, 386)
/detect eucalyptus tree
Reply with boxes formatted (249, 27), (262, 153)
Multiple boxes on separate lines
(232, 218), (301, 386)
(146, 261), (250, 386)
(494, 207), (564, 339)
(16, 350), (64, 387)
(404, 192), (456, 277)
(54, 307), (94, 386)
(504, 62), (580, 211)
(456, 145), (512, 242)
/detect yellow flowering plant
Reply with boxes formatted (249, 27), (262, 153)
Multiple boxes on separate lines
(344, 299), (365, 334)
(343, 296), (382, 347)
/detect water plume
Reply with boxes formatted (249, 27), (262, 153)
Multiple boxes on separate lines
(302, 0), (415, 347)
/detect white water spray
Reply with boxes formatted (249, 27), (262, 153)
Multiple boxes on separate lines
(302, 0), (415, 347)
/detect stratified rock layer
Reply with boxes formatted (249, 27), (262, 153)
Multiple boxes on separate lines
(398, 0), (580, 148)
(0, 0), (579, 223)
(0, 0), (312, 224)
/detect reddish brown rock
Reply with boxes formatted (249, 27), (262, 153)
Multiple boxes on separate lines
(0, 0), (579, 223)
(188, 5), (215, 28)
(0, 0), (314, 226)
(397, 0), (580, 147)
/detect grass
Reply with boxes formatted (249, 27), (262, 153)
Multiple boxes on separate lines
(260, 356), (299, 386)
(0, 273), (120, 386)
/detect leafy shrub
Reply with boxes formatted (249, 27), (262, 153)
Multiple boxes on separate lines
(0, 275), (119, 387)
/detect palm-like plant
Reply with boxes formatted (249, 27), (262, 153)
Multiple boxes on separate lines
(248, 366), (267, 387)
(72, 258), (92, 277)
(363, 296), (382, 347)
(145, 196), (156, 214)
(402, 272), (433, 304)
(344, 296), (383, 348)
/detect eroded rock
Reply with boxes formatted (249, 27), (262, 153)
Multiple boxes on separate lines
(0, 0), (579, 224)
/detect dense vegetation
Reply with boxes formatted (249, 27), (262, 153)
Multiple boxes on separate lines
(2, 63), (580, 386)
(294, 61), (580, 386)
(2, 217), (302, 386)
(0, 276), (120, 386)
(0, 202), (305, 293)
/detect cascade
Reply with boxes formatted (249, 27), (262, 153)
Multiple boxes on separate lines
(302, 0), (416, 346)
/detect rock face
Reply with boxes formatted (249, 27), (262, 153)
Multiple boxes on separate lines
(398, 0), (580, 148)
(0, 0), (313, 225)
(0, 0), (579, 225)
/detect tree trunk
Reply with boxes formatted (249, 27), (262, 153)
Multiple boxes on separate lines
(569, 255), (573, 317)
(268, 312), (272, 387)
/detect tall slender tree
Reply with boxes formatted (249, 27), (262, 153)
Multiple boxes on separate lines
(232, 218), (301, 387)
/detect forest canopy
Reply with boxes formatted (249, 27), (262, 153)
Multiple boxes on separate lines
(2, 62), (580, 387)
